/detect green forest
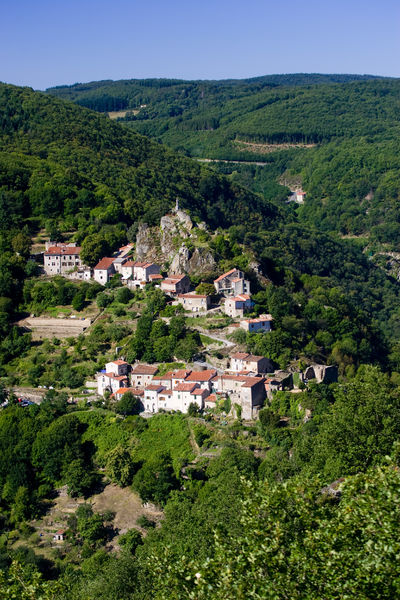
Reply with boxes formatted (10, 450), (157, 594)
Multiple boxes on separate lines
(1, 80), (400, 598)
(49, 75), (400, 247)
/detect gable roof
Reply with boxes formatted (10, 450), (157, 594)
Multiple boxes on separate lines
(94, 257), (115, 270)
(113, 387), (144, 397)
(185, 370), (217, 382)
(145, 384), (165, 392)
(214, 268), (238, 283)
(131, 364), (159, 375)
(174, 382), (199, 392)
(45, 245), (81, 256)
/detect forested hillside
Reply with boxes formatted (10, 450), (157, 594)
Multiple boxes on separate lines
(48, 75), (400, 246)
(2, 81), (400, 599)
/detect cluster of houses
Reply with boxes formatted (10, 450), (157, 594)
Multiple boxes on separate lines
(97, 352), (276, 420)
(96, 354), (338, 420)
(43, 243), (273, 329)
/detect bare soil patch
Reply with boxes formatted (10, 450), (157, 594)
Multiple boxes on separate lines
(90, 483), (163, 535)
(17, 316), (92, 340)
(234, 139), (316, 154)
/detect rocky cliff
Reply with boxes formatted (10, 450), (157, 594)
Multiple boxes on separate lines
(135, 209), (217, 276)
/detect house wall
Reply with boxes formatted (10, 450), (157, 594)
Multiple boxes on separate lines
(131, 373), (156, 388)
(94, 267), (113, 285)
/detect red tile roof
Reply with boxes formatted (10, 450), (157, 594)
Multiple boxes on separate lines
(149, 274), (163, 280)
(174, 382), (199, 392)
(241, 377), (265, 388)
(104, 373), (128, 381)
(231, 352), (250, 360)
(145, 384), (165, 392)
(191, 388), (209, 397)
(214, 268), (238, 283)
(131, 364), (159, 375)
(206, 394), (217, 403)
(45, 245), (81, 256)
(111, 360), (128, 366)
(113, 387), (144, 397)
(178, 293), (207, 299)
(171, 369), (192, 379)
(185, 370), (217, 382)
(94, 257), (115, 270)
(227, 294), (251, 302)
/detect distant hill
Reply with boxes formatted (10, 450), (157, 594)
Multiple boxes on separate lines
(0, 83), (279, 235)
(47, 74), (400, 247)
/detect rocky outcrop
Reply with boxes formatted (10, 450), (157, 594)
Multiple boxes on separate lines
(135, 209), (216, 276)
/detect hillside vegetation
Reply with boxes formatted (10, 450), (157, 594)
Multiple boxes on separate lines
(2, 81), (400, 598)
(48, 75), (400, 246)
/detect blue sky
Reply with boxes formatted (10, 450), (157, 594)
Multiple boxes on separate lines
(1, 0), (399, 89)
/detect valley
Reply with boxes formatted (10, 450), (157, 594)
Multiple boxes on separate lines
(1, 75), (400, 599)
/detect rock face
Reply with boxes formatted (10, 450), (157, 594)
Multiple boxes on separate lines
(135, 209), (216, 276)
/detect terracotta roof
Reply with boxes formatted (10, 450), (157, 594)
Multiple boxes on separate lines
(45, 245), (81, 256)
(241, 377), (265, 388)
(162, 276), (186, 286)
(145, 384), (165, 392)
(231, 277), (242, 283)
(231, 352), (250, 360)
(149, 274), (163, 280)
(206, 394), (217, 403)
(178, 293), (207, 299)
(185, 370), (217, 382)
(113, 387), (144, 397)
(227, 294), (251, 303)
(111, 360), (128, 366)
(246, 354), (265, 362)
(152, 374), (172, 381)
(171, 369), (191, 379)
(104, 373), (128, 381)
(214, 268), (238, 283)
(191, 388), (209, 397)
(167, 274), (187, 281)
(174, 382), (199, 392)
(159, 391), (172, 397)
(242, 315), (273, 324)
(94, 257), (115, 270)
(131, 364), (159, 375)
(123, 260), (135, 267)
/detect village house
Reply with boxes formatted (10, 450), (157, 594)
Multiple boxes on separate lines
(205, 393), (217, 409)
(105, 360), (130, 376)
(171, 382), (209, 412)
(289, 189), (306, 204)
(214, 373), (266, 420)
(44, 243), (91, 280)
(185, 369), (217, 391)
(240, 314), (273, 333)
(93, 257), (116, 285)
(224, 294), (253, 318)
(121, 261), (161, 287)
(130, 364), (159, 388)
(213, 268), (250, 297)
(157, 389), (173, 411)
(176, 293), (211, 312)
(97, 371), (129, 396)
(144, 384), (166, 413)
(161, 274), (191, 296)
(53, 530), (66, 542)
(112, 387), (144, 402)
(230, 353), (272, 374)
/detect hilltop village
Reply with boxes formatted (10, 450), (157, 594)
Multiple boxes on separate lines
(39, 222), (336, 421)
